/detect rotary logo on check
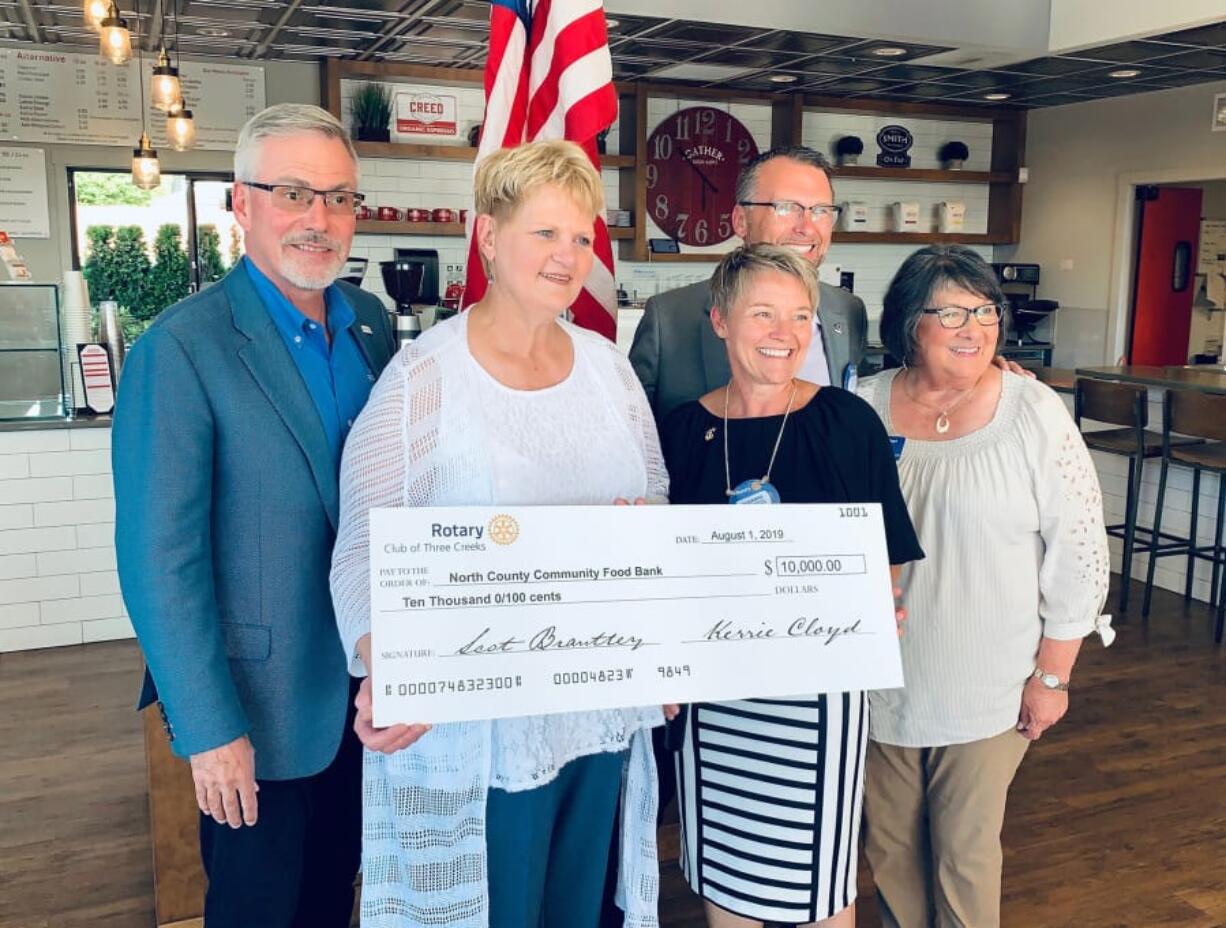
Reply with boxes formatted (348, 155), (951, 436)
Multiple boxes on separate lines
(488, 514), (520, 546)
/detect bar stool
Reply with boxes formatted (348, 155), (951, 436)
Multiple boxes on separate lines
(1074, 378), (1202, 612)
(1142, 389), (1226, 642)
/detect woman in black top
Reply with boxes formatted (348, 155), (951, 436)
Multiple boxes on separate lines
(660, 244), (923, 928)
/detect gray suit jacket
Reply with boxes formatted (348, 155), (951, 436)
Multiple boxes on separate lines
(113, 265), (396, 779)
(629, 279), (868, 419)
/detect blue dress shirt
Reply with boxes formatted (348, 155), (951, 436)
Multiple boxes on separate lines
(243, 257), (376, 466)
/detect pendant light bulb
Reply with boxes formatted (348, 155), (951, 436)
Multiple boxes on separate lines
(132, 132), (161, 190)
(99, 3), (132, 65)
(167, 107), (196, 151)
(150, 47), (181, 112)
(84, 0), (110, 31)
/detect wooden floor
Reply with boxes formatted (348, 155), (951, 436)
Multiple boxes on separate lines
(2, 577), (1225, 927)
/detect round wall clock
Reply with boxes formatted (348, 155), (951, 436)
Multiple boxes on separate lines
(645, 106), (759, 247)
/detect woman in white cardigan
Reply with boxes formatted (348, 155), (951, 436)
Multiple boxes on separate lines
(329, 140), (666, 928)
(856, 245), (1112, 928)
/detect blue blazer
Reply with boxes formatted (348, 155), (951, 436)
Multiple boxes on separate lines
(113, 265), (396, 780)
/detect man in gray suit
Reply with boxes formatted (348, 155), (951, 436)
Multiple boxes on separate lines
(630, 146), (867, 418)
(113, 104), (395, 926)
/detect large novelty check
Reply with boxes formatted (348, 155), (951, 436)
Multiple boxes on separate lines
(370, 504), (903, 726)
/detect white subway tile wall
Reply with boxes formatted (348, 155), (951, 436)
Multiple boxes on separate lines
(0, 427), (124, 651)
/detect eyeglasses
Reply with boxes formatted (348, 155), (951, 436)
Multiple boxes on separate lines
(738, 200), (843, 223)
(921, 303), (1005, 329)
(241, 181), (365, 215)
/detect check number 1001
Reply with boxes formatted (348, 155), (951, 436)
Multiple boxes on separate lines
(767, 555), (867, 577)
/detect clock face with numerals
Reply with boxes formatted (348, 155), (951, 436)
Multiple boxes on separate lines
(646, 106), (759, 248)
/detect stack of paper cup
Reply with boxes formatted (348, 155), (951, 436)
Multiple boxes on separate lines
(60, 271), (93, 411)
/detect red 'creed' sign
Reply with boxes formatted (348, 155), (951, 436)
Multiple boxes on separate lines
(395, 92), (459, 137)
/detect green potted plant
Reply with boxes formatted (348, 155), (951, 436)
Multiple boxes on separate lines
(834, 135), (864, 166)
(939, 140), (970, 170)
(351, 82), (393, 143)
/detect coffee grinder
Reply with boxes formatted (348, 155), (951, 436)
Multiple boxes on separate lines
(380, 259), (426, 345)
(380, 249), (442, 345)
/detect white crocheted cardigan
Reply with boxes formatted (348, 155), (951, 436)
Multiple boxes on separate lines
(330, 312), (666, 928)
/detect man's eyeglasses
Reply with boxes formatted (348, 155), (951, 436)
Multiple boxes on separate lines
(738, 200), (843, 223)
(921, 303), (1005, 329)
(242, 181), (365, 215)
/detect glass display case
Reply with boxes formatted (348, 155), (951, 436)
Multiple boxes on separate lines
(0, 282), (66, 420)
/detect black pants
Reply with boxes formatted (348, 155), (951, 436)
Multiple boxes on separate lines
(198, 681), (363, 928)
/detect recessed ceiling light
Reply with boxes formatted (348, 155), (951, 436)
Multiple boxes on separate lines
(869, 46), (908, 58)
(605, 17), (620, 28)
(198, 26), (230, 37)
(984, 92), (1011, 101)
(769, 74), (798, 83)
(1109, 68), (1141, 78)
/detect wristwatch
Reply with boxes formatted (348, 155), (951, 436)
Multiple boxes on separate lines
(1031, 667), (1069, 691)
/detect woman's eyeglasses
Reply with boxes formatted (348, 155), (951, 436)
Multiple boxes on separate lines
(921, 303), (1005, 329)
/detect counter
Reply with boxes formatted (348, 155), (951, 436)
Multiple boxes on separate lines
(0, 420), (124, 652)
(1074, 365), (1226, 396)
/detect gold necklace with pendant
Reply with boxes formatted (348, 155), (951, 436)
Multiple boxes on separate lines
(901, 368), (985, 435)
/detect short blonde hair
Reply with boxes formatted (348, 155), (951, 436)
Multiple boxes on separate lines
(473, 139), (604, 220)
(710, 243), (819, 315)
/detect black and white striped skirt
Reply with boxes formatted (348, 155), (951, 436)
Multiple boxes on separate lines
(675, 693), (868, 923)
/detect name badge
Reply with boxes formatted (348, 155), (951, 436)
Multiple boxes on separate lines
(842, 362), (858, 392)
(888, 435), (906, 460)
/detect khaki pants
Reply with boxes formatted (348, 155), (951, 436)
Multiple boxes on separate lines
(863, 728), (1030, 928)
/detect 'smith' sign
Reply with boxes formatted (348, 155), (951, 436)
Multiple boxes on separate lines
(876, 124), (913, 168)
(396, 92), (459, 137)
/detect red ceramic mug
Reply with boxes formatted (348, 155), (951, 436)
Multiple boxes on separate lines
(356, 205), (373, 221)
(431, 207), (456, 223)
(458, 209), (468, 224)
(406, 208), (430, 222)
(376, 206), (403, 221)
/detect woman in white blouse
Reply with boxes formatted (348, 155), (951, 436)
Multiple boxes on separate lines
(329, 140), (666, 928)
(855, 245), (1111, 928)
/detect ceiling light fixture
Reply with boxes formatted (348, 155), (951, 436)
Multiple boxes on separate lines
(1108, 68), (1141, 78)
(83, 0), (110, 32)
(605, 17), (620, 28)
(98, 2), (132, 65)
(198, 26), (229, 37)
(984, 92), (1011, 101)
(150, 46), (182, 111)
(869, 46), (908, 57)
(769, 74), (798, 83)
(129, 0), (161, 189)
(167, 106), (196, 151)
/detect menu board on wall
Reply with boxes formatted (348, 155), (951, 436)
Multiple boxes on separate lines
(0, 48), (265, 151)
(0, 146), (49, 238)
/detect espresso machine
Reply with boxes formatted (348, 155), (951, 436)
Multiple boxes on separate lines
(380, 249), (447, 345)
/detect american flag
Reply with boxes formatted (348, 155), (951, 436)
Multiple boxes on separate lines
(462, 0), (619, 339)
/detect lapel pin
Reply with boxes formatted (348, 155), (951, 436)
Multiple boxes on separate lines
(704, 427), (716, 442)
(833, 322), (845, 335)
(359, 324), (374, 335)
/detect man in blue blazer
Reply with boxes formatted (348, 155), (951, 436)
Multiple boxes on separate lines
(113, 104), (395, 927)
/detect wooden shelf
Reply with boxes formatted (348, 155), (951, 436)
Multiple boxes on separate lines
(832, 231), (1002, 244)
(354, 141), (478, 161)
(353, 140), (637, 167)
(357, 221), (637, 239)
(635, 230), (1000, 261)
(356, 220), (465, 236)
(833, 166), (1012, 184)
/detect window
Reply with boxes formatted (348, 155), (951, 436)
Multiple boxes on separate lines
(69, 169), (244, 341)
